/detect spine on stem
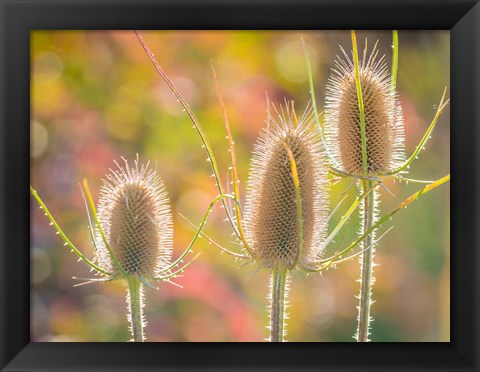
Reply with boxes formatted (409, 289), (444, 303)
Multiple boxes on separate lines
(324, 31), (405, 341)
(269, 261), (289, 342)
(95, 157), (174, 342)
(243, 102), (329, 341)
(356, 180), (378, 342)
(127, 276), (145, 342)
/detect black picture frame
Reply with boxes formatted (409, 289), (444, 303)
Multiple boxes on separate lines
(1, 0), (479, 371)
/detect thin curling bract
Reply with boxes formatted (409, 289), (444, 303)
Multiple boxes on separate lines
(30, 156), (211, 342)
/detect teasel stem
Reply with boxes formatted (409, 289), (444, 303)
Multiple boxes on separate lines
(270, 261), (288, 342)
(127, 276), (145, 342)
(391, 30), (399, 92)
(356, 179), (377, 342)
(350, 30), (378, 342)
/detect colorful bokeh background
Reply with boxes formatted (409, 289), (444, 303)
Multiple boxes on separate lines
(30, 30), (450, 342)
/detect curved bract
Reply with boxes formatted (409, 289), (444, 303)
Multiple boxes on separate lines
(134, 31), (450, 342)
(30, 156), (220, 342)
(324, 42), (405, 176)
(244, 103), (329, 270)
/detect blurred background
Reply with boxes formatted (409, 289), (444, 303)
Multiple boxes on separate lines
(30, 30), (450, 342)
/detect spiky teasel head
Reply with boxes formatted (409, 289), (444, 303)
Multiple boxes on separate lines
(324, 42), (405, 175)
(95, 157), (173, 278)
(244, 102), (328, 271)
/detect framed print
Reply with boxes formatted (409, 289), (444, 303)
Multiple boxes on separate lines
(1, 0), (479, 371)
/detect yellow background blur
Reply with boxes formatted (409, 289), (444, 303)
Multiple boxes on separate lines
(31, 30), (450, 342)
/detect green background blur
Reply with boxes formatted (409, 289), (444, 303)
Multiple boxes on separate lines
(30, 30), (450, 342)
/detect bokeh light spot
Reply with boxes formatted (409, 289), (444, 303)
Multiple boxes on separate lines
(276, 41), (318, 83)
(34, 52), (64, 85)
(31, 248), (52, 284)
(30, 120), (49, 158)
(105, 102), (143, 140)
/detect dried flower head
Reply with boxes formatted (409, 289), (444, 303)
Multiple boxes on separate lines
(95, 158), (173, 277)
(244, 103), (328, 270)
(324, 42), (405, 175)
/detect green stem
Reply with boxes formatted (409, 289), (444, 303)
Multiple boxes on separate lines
(391, 30), (399, 92)
(127, 276), (145, 342)
(351, 30), (368, 174)
(356, 180), (377, 342)
(302, 38), (337, 168)
(269, 261), (288, 342)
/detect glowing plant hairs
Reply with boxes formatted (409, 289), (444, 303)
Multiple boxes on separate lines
(30, 157), (232, 341)
(136, 30), (450, 342)
(244, 104), (328, 271)
(324, 40), (405, 175)
(306, 30), (450, 341)
(95, 159), (173, 278)
(325, 34), (405, 343)
(243, 103), (328, 341)
(95, 159), (173, 342)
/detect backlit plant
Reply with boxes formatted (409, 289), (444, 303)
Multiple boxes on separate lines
(30, 157), (231, 341)
(135, 31), (450, 342)
(305, 30), (450, 341)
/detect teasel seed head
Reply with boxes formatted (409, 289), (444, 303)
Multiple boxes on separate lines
(244, 102), (329, 270)
(324, 42), (405, 175)
(95, 157), (173, 278)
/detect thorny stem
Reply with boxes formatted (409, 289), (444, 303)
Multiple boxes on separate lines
(127, 276), (144, 342)
(134, 31), (245, 250)
(352, 29), (376, 342)
(210, 63), (253, 256)
(356, 180), (377, 342)
(270, 261), (288, 342)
